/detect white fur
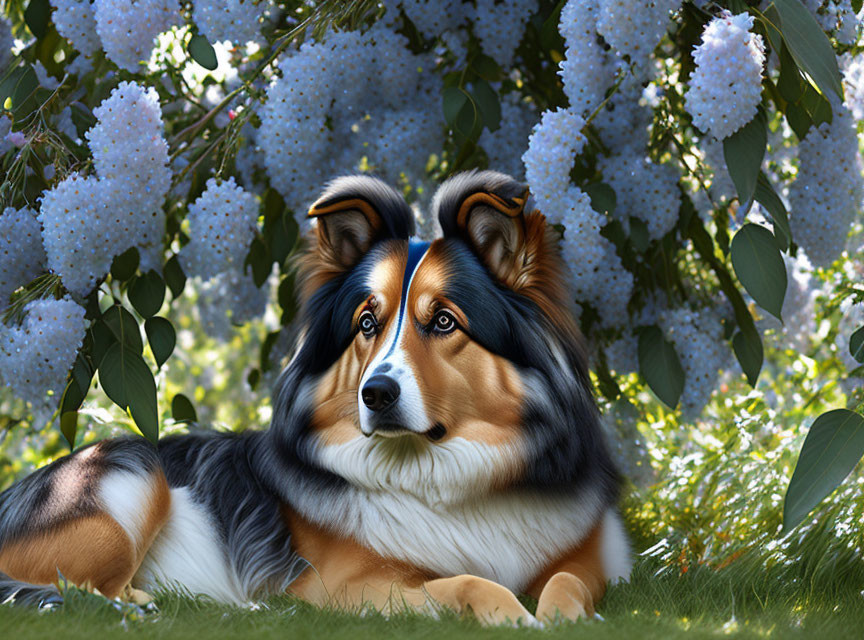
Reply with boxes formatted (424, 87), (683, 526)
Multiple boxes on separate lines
(298, 435), (606, 593)
(600, 509), (632, 583)
(98, 469), (157, 549)
(134, 488), (247, 604)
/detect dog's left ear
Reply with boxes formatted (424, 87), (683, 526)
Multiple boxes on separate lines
(434, 170), (556, 295)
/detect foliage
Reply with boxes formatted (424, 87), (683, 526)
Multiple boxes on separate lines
(0, 0), (863, 599)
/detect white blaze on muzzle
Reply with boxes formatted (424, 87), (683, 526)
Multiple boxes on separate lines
(358, 240), (431, 436)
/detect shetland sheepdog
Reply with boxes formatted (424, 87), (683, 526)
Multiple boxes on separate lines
(0, 171), (630, 625)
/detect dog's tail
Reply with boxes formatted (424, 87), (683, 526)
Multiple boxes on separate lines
(0, 571), (62, 607)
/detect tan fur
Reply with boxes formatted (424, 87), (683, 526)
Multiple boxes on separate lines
(0, 471), (171, 598)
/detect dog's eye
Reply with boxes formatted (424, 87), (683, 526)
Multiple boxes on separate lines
(358, 310), (379, 338)
(432, 310), (457, 335)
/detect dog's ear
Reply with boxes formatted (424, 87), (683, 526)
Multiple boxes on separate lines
(435, 170), (555, 287)
(307, 175), (415, 271)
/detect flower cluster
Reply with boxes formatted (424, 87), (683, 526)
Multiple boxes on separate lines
(473, 0), (535, 68)
(524, 108), (633, 327)
(685, 12), (765, 140)
(0, 297), (87, 418)
(660, 307), (729, 418)
(196, 270), (268, 340)
(180, 178), (259, 279)
(260, 26), (442, 222)
(596, 0), (678, 74)
(0, 208), (46, 308)
(192, 0), (268, 46)
(51, 0), (101, 57)
(397, 0), (471, 39)
(789, 103), (863, 267)
(599, 153), (681, 239)
(93, 0), (176, 72)
(558, 0), (610, 117)
(40, 82), (170, 295)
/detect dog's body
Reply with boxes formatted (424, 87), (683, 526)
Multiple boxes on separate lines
(0, 172), (630, 624)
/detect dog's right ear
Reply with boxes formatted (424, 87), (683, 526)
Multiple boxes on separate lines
(300, 176), (414, 296)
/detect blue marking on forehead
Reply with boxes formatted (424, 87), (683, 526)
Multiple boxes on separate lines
(382, 239), (430, 360)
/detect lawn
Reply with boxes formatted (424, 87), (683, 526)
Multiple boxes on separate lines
(2, 554), (862, 640)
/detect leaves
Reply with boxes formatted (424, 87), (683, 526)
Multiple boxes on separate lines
(103, 306), (143, 354)
(129, 271), (166, 318)
(111, 247), (140, 282)
(188, 34), (218, 71)
(850, 326), (864, 364)
(723, 110), (766, 212)
(164, 255), (187, 298)
(471, 79), (501, 132)
(784, 409), (864, 532)
(753, 172), (792, 251)
(638, 326), (685, 409)
(24, 0), (51, 40)
(171, 394), (198, 424)
(733, 325), (763, 388)
(773, 0), (844, 101)
(98, 343), (159, 443)
(443, 86), (479, 138)
(730, 224), (787, 322)
(145, 317), (176, 369)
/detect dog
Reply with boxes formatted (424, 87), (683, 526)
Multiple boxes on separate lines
(0, 171), (630, 625)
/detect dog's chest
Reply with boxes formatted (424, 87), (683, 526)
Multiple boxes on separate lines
(299, 486), (603, 593)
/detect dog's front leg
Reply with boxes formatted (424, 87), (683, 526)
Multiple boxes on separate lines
(420, 575), (539, 627)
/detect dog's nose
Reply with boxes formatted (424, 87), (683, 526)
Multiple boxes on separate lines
(361, 375), (400, 412)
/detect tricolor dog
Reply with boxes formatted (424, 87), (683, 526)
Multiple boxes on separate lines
(0, 171), (630, 625)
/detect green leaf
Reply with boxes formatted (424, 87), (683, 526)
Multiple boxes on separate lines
(471, 54), (502, 82)
(785, 101), (812, 139)
(774, 0), (845, 101)
(272, 212), (299, 266)
(98, 343), (159, 443)
(754, 172), (792, 251)
(638, 326), (685, 409)
(188, 34), (218, 71)
(777, 42), (804, 104)
(110, 247), (140, 282)
(102, 306), (143, 354)
(730, 224), (787, 322)
(853, 0), (863, 13)
(783, 409), (864, 532)
(630, 218), (650, 253)
(723, 110), (766, 212)
(171, 393), (198, 424)
(850, 326), (864, 364)
(164, 255), (187, 298)
(443, 86), (470, 125)
(800, 83), (832, 126)
(145, 317), (176, 369)
(24, 0), (50, 39)
(584, 182), (616, 216)
(733, 325), (763, 387)
(10, 66), (39, 116)
(247, 237), (271, 287)
(471, 79), (501, 132)
(129, 270), (166, 318)
(60, 411), (78, 450)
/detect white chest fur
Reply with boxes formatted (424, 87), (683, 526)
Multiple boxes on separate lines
(297, 436), (609, 592)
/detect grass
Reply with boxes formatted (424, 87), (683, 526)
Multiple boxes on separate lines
(3, 554), (864, 640)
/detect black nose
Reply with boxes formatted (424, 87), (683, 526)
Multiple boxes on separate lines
(361, 375), (400, 412)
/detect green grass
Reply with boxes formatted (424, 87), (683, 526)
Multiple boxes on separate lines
(3, 555), (864, 640)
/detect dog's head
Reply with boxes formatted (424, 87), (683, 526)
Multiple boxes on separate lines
(267, 171), (618, 503)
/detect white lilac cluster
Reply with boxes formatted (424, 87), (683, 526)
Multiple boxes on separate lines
(599, 153), (681, 239)
(685, 12), (765, 140)
(523, 109), (633, 327)
(473, 0), (536, 68)
(789, 103), (863, 267)
(192, 0), (268, 46)
(51, 0), (101, 57)
(842, 52), (864, 121)
(701, 138), (736, 206)
(398, 0), (471, 39)
(805, 0), (860, 45)
(593, 75), (653, 153)
(260, 26), (442, 222)
(196, 269), (268, 340)
(596, 0), (679, 76)
(180, 178), (259, 279)
(837, 299), (864, 396)
(40, 82), (170, 295)
(478, 93), (537, 179)
(0, 208), (46, 308)
(558, 0), (611, 117)
(94, 0), (177, 73)
(0, 115), (11, 156)
(0, 297), (87, 417)
(659, 307), (728, 418)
